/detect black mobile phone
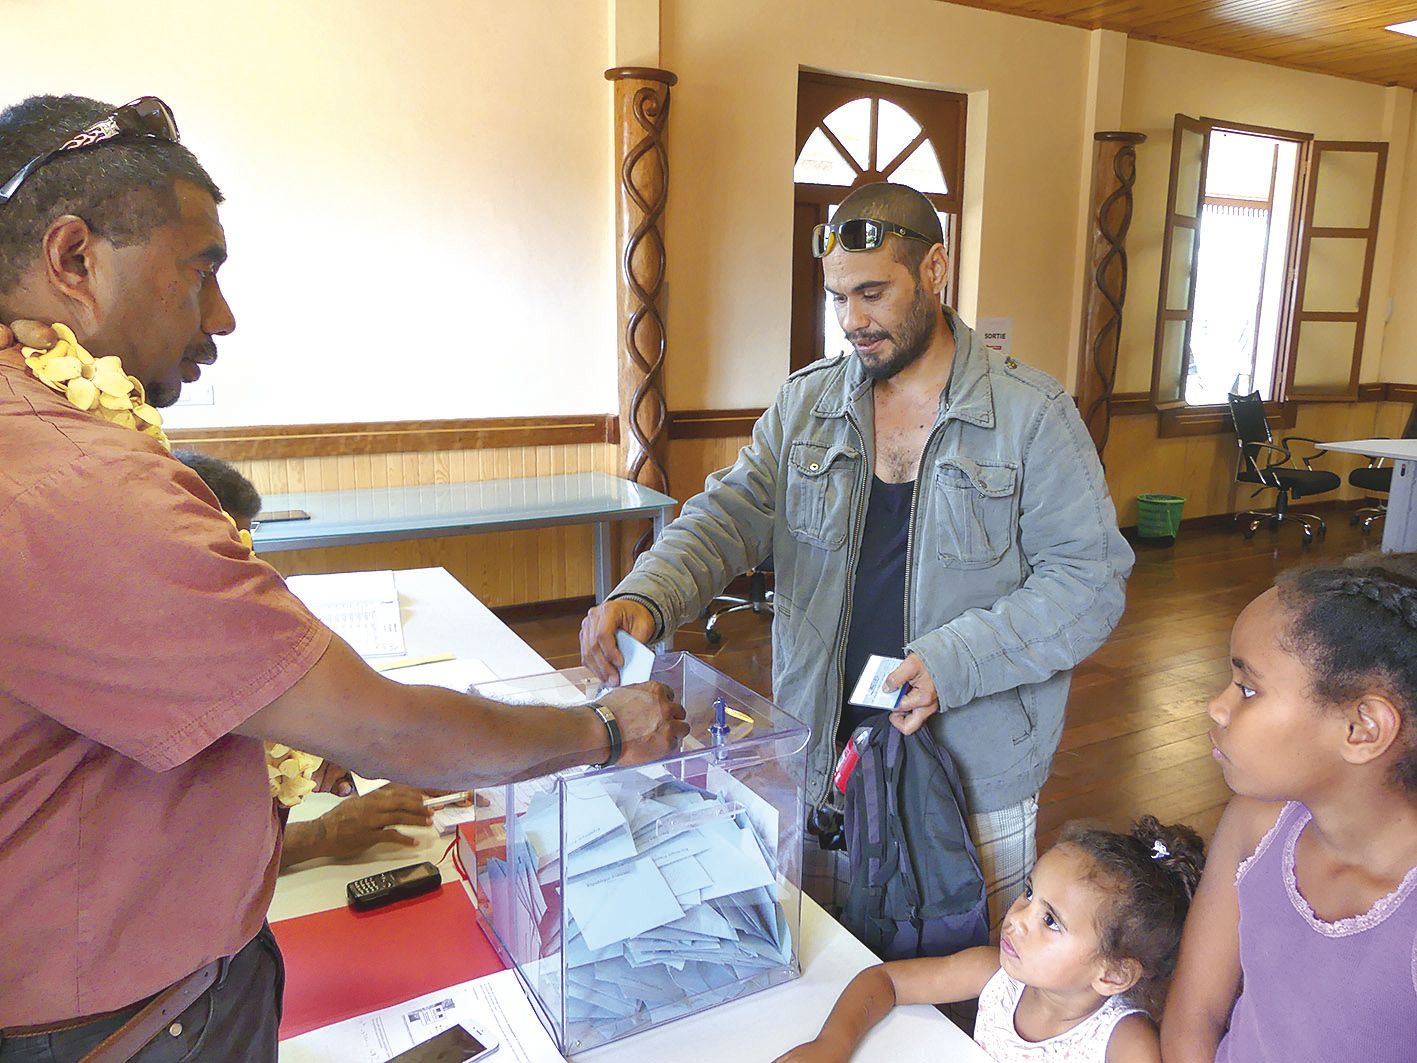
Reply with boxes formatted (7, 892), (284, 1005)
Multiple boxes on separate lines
(387, 1024), (498, 1063)
(252, 508), (311, 524)
(346, 861), (441, 911)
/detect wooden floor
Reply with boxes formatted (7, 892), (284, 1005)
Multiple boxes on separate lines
(506, 513), (1382, 851)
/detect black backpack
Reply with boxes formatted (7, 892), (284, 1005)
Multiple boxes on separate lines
(840, 715), (990, 959)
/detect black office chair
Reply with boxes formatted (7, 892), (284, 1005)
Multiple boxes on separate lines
(1349, 462), (1392, 535)
(704, 557), (774, 645)
(1227, 391), (1341, 546)
(1347, 407), (1417, 534)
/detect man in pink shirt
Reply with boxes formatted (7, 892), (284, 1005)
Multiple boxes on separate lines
(0, 94), (686, 1063)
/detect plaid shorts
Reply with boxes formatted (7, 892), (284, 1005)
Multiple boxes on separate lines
(803, 794), (1039, 934)
(968, 794), (1039, 930)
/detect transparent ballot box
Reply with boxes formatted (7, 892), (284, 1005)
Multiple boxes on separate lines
(467, 652), (809, 1054)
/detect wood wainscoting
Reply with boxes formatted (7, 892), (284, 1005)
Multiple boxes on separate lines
(1103, 398), (1413, 526)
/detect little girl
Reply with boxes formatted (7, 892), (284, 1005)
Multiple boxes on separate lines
(776, 817), (1204, 1062)
(1162, 551), (1417, 1061)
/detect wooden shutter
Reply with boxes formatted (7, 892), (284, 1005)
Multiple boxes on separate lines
(1150, 115), (1211, 409)
(1281, 141), (1388, 401)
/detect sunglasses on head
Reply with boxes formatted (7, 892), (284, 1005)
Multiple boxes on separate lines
(0, 96), (180, 206)
(811, 217), (937, 259)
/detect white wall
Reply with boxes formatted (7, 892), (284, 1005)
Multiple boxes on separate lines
(0, 0), (619, 427)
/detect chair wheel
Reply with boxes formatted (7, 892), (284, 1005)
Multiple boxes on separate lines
(705, 628), (722, 645)
(1301, 531), (1314, 547)
(1242, 525), (1256, 540)
(1316, 525), (1327, 540)
(1350, 514), (1360, 526)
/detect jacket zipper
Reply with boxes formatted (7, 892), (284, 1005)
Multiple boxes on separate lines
(902, 415), (951, 646)
(826, 408), (871, 775)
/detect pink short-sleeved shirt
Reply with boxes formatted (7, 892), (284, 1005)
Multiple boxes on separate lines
(0, 348), (332, 1027)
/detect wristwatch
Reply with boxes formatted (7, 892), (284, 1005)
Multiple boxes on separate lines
(589, 701), (623, 768)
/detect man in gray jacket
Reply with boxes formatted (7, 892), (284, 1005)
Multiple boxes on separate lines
(581, 183), (1133, 925)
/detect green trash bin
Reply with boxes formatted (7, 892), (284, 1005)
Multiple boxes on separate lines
(1136, 493), (1186, 545)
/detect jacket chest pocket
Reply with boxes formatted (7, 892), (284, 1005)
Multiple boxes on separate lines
(933, 456), (1019, 568)
(786, 441), (859, 550)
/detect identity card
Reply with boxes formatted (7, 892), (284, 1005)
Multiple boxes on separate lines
(848, 654), (906, 710)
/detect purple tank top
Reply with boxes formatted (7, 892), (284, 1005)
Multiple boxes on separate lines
(1216, 802), (1417, 1062)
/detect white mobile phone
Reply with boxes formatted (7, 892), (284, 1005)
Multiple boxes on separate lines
(387, 1023), (499, 1063)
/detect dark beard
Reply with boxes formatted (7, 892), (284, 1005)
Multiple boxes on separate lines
(852, 284), (938, 381)
(147, 380), (180, 408)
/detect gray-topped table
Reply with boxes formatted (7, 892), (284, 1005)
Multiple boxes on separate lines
(252, 472), (678, 601)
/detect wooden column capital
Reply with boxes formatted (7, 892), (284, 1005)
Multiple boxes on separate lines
(605, 67), (679, 86)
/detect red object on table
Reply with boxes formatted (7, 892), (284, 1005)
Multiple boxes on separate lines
(271, 884), (506, 1039)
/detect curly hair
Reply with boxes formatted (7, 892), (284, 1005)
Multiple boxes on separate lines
(1061, 816), (1206, 1014)
(0, 95), (222, 294)
(174, 450), (262, 524)
(1276, 551), (1417, 792)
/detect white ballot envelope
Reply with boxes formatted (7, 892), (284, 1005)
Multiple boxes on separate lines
(616, 630), (655, 685)
(848, 654), (907, 710)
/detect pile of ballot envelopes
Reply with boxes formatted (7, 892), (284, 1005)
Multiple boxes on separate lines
(480, 767), (795, 1047)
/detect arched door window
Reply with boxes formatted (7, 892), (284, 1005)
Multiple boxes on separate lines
(791, 73), (967, 372)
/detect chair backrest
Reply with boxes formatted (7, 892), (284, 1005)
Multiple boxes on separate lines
(1227, 391), (1274, 480)
(1227, 391), (1272, 446)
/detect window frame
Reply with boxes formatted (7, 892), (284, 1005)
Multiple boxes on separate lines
(1148, 114), (1387, 437)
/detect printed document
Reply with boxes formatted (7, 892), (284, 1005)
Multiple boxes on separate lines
(278, 968), (564, 1063)
(287, 570), (406, 658)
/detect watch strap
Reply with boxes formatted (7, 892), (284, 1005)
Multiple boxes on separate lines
(589, 701), (622, 767)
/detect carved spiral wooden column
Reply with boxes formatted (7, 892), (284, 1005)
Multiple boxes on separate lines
(1077, 131), (1146, 458)
(606, 66), (675, 575)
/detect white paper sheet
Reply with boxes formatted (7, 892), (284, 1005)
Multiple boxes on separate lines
(278, 969), (564, 1063)
(615, 631), (654, 685)
(288, 570), (406, 657)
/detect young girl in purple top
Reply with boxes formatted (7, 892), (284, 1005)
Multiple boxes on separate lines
(1163, 551), (1417, 1061)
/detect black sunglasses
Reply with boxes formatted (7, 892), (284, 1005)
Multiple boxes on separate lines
(0, 96), (180, 206)
(811, 217), (937, 259)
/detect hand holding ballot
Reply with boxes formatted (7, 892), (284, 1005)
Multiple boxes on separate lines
(580, 598), (658, 685)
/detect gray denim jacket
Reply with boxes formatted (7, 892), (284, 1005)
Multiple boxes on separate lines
(614, 311), (1134, 811)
